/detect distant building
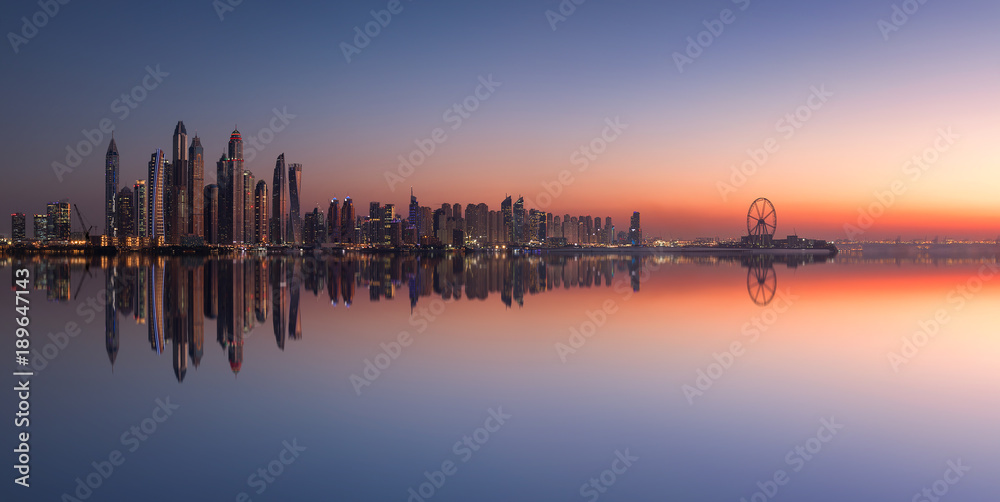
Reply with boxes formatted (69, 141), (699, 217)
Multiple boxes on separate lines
(204, 184), (219, 245)
(188, 135), (205, 239)
(243, 170), (255, 242)
(47, 201), (71, 242)
(32, 214), (46, 241)
(170, 121), (188, 244)
(288, 162), (303, 244)
(134, 180), (147, 238)
(340, 197), (356, 243)
(147, 149), (167, 241)
(11, 213), (25, 242)
(254, 180), (269, 244)
(116, 187), (135, 237)
(327, 198), (340, 243)
(105, 135), (119, 238)
(270, 154), (287, 245)
(629, 212), (642, 245)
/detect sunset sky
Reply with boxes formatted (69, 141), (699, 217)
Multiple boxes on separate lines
(1, 0), (998, 240)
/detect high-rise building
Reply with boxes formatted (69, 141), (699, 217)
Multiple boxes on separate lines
(340, 197), (355, 243)
(629, 212), (642, 245)
(46, 201), (70, 242)
(227, 129), (245, 244)
(288, 163), (303, 244)
(204, 184), (219, 245)
(501, 196), (512, 243)
(254, 180), (269, 244)
(188, 135), (204, 239)
(116, 187), (135, 238)
(11, 213), (26, 242)
(327, 198), (339, 243)
(32, 214), (46, 241)
(134, 180), (147, 238)
(270, 154), (288, 245)
(382, 203), (395, 246)
(170, 121), (189, 244)
(243, 170), (255, 242)
(408, 189), (419, 239)
(368, 202), (382, 245)
(147, 149), (167, 242)
(105, 135), (119, 238)
(513, 196), (525, 243)
(605, 217), (613, 244)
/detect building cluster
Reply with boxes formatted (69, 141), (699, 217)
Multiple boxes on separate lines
(8, 120), (645, 248)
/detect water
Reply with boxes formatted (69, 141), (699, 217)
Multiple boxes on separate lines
(3, 251), (998, 501)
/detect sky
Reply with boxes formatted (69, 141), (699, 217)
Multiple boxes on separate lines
(1, 0), (998, 240)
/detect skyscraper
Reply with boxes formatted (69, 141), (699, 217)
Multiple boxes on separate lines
(227, 128), (245, 244)
(368, 201), (382, 245)
(188, 134), (204, 239)
(629, 212), (642, 245)
(105, 135), (119, 239)
(134, 180), (147, 238)
(216, 152), (233, 244)
(254, 180), (269, 244)
(501, 195), (512, 244)
(513, 196), (525, 243)
(340, 196), (355, 243)
(116, 187), (135, 238)
(11, 213), (25, 242)
(243, 170), (255, 242)
(32, 214), (46, 241)
(204, 184), (219, 245)
(408, 189), (419, 240)
(288, 162), (303, 244)
(327, 198), (339, 243)
(170, 121), (189, 244)
(147, 149), (167, 242)
(270, 154), (287, 245)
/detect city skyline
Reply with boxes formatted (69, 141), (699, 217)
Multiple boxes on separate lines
(1, 0), (997, 240)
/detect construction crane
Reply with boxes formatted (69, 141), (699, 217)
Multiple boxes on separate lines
(73, 203), (94, 245)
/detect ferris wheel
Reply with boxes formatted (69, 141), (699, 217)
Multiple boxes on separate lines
(746, 198), (776, 247)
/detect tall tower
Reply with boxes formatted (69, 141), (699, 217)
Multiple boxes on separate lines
(227, 128), (245, 244)
(340, 196), (355, 244)
(188, 135), (204, 239)
(327, 198), (339, 243)
(134, 180), (147, 238)
(513, 196), (525, 244)
(254, 180), (269, 244)
(11, 213), (26, 242)
(170, 121), (189, 244)
(408, 189), (419, 240)
(629, 212), (642, 246)
(288, 162), (303, 244)
(116, 187), (135, 238)
(105, 135), (119, 239)
(243, 170), (255, 242)
(147, 149), (167, 242)
(216, 152), (232, 244)
(500, 195), (512, 244)
(270, 154), (287, 245)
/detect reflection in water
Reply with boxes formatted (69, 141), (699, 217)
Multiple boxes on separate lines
(13, 252), (837, 381)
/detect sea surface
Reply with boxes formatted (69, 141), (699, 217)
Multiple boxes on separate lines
(2, 249), (998, 501)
